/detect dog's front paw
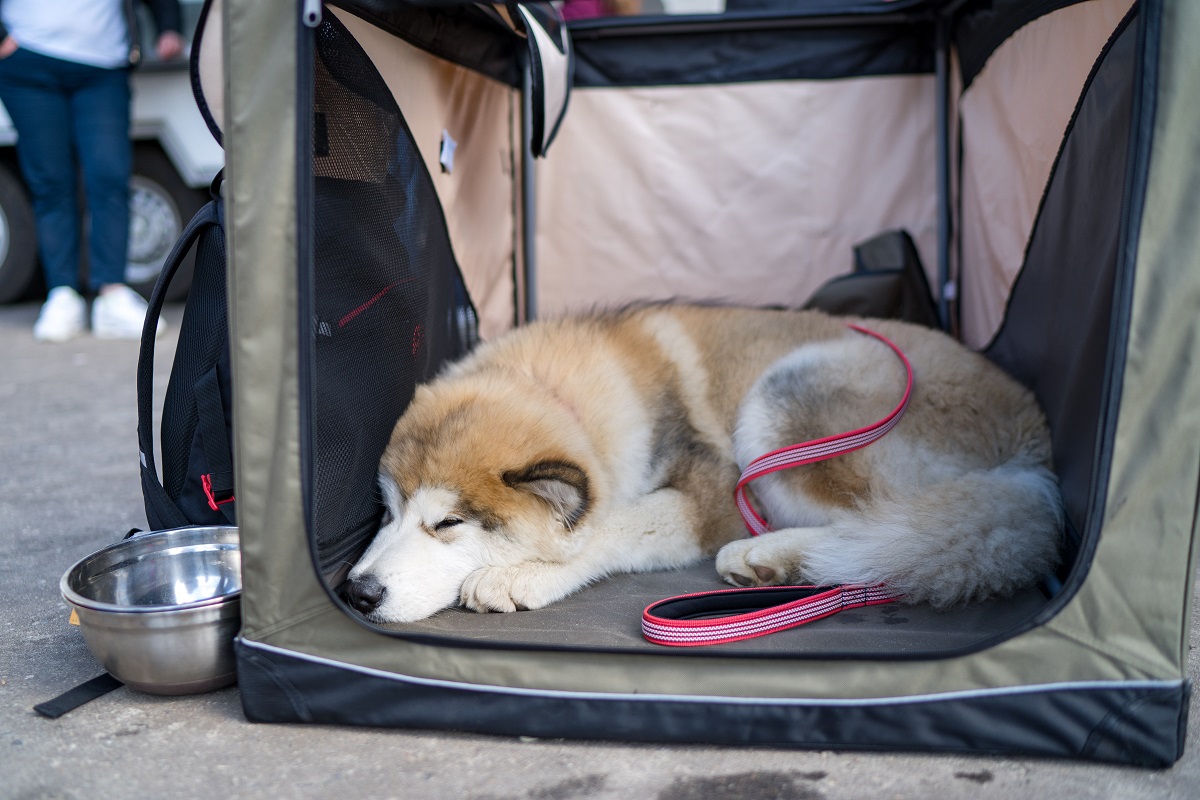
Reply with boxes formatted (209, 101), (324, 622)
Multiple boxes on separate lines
(716, 537), (796, 588)
(460, 564), (557, 613)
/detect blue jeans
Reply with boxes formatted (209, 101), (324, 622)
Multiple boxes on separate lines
(0, 47), (131, 292)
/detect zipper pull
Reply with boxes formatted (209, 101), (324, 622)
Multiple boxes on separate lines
(302, 0), (323, 28)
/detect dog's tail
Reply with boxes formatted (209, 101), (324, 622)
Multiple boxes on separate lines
(803, 463), (1064, 607)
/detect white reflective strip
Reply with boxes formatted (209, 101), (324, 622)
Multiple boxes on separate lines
(741, 412), (906, 480)
(239, 638), (1181, 709)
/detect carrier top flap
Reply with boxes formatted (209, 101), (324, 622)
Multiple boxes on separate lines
(190, 0), (225, 146)
(188, 0), (572, 156)
(513, 3), (572, 156)
(328, 1), (572, 156)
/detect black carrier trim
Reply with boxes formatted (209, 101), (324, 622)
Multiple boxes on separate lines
(297, 5), (319, 559)
(569, 14), (936, 87)
(329, 0), (523, 86)
(237, 640), (1190, 768)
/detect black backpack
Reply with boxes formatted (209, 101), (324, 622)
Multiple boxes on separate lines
(803, 229), (941, 329)
(137, 175), (235, 530)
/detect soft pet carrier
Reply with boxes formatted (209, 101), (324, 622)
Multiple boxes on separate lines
(186, 0), (1198, 766)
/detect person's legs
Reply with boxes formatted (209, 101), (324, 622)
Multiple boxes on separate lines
(0, 50), (82, 291)
(71, 63), (131, 291)
(66, 60), (160, 339)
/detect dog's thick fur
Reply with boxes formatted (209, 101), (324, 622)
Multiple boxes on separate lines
(343, 305), (1062, 623)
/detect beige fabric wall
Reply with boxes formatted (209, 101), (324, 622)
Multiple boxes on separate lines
(958, 0), (1136, 348)
(329, 9), (519, 339)
(534, 75), (938, 318)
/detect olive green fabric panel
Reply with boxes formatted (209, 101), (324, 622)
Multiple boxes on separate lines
(224, 0), (331, 639)
(1061, 0), (1200, 676)
(257, 595), (1163, 700)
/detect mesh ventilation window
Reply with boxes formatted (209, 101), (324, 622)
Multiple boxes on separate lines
(305, 16), (478, 573)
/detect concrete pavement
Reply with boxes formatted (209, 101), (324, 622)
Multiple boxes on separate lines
(1, 300), (1198, 799)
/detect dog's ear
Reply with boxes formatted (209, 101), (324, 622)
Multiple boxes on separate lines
(503, 460), (590, 529)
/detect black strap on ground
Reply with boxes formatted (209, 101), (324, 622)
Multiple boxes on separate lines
(34, 673), (124, 719)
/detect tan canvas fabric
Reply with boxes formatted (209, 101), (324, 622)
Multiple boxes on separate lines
(534, 76), (938, 318)
(958, 0), (1136, 348)
(327, 9), (519, 338)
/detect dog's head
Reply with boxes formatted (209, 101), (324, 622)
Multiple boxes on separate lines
(341, 376), (598, 622)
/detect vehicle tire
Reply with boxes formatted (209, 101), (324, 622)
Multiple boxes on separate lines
(0, 161), (38, 304)
(126, 142), (210, 301)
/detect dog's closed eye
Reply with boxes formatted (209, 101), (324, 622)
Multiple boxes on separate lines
(434, 517), (463, 532)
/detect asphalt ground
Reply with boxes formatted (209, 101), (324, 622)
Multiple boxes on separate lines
(2, 300), (1198, 799)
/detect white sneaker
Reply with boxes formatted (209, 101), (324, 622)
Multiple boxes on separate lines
(33, 287), (87, 342)
(91, 285), (166, 340)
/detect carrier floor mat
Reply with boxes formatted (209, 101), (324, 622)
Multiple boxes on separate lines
(379, 559), (1049, 656)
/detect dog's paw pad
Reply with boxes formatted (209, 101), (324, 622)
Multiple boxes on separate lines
(752, 564), (778, 583)
(716, 538), (791, 588)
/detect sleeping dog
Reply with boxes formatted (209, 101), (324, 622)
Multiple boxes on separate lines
(343, 305), (1061, 623)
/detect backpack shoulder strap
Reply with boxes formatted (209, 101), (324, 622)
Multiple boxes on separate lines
(137, 198), (222, 531)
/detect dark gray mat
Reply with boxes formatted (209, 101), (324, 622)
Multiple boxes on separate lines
(380, 560), (1050, 657)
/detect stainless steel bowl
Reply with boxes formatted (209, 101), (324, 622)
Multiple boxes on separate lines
(60, 526), (241, 695)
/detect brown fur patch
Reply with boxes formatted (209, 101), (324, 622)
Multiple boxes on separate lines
(789, 459), (872, 510)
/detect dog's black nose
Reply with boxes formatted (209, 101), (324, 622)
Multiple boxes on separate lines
(342, 575), (385, 615)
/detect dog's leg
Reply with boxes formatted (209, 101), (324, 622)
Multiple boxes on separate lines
(461, 488), (706, 613)
(716, 465), (1063, 606)
(716, 527), (832, 588)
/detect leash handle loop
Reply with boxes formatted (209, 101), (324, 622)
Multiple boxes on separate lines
(642, 583), (904, 647)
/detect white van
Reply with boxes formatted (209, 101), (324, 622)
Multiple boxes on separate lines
(0, 1), (223, 303)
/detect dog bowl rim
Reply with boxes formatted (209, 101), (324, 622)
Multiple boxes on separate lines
(60, 525), (241, 615)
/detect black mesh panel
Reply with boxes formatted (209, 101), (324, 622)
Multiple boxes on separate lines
(985, 11), (1138, 574)
(305, 16), (478, 572)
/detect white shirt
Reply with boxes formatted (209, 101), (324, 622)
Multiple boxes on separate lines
(1, 0), (129, 69)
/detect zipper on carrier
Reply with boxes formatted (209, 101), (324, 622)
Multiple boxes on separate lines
(302, 0), (323, 28)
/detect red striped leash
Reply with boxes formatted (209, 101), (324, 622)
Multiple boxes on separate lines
(734, 324), (914, 536)
(643, 324), (912, 647)
(642, 583), (903, 647)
